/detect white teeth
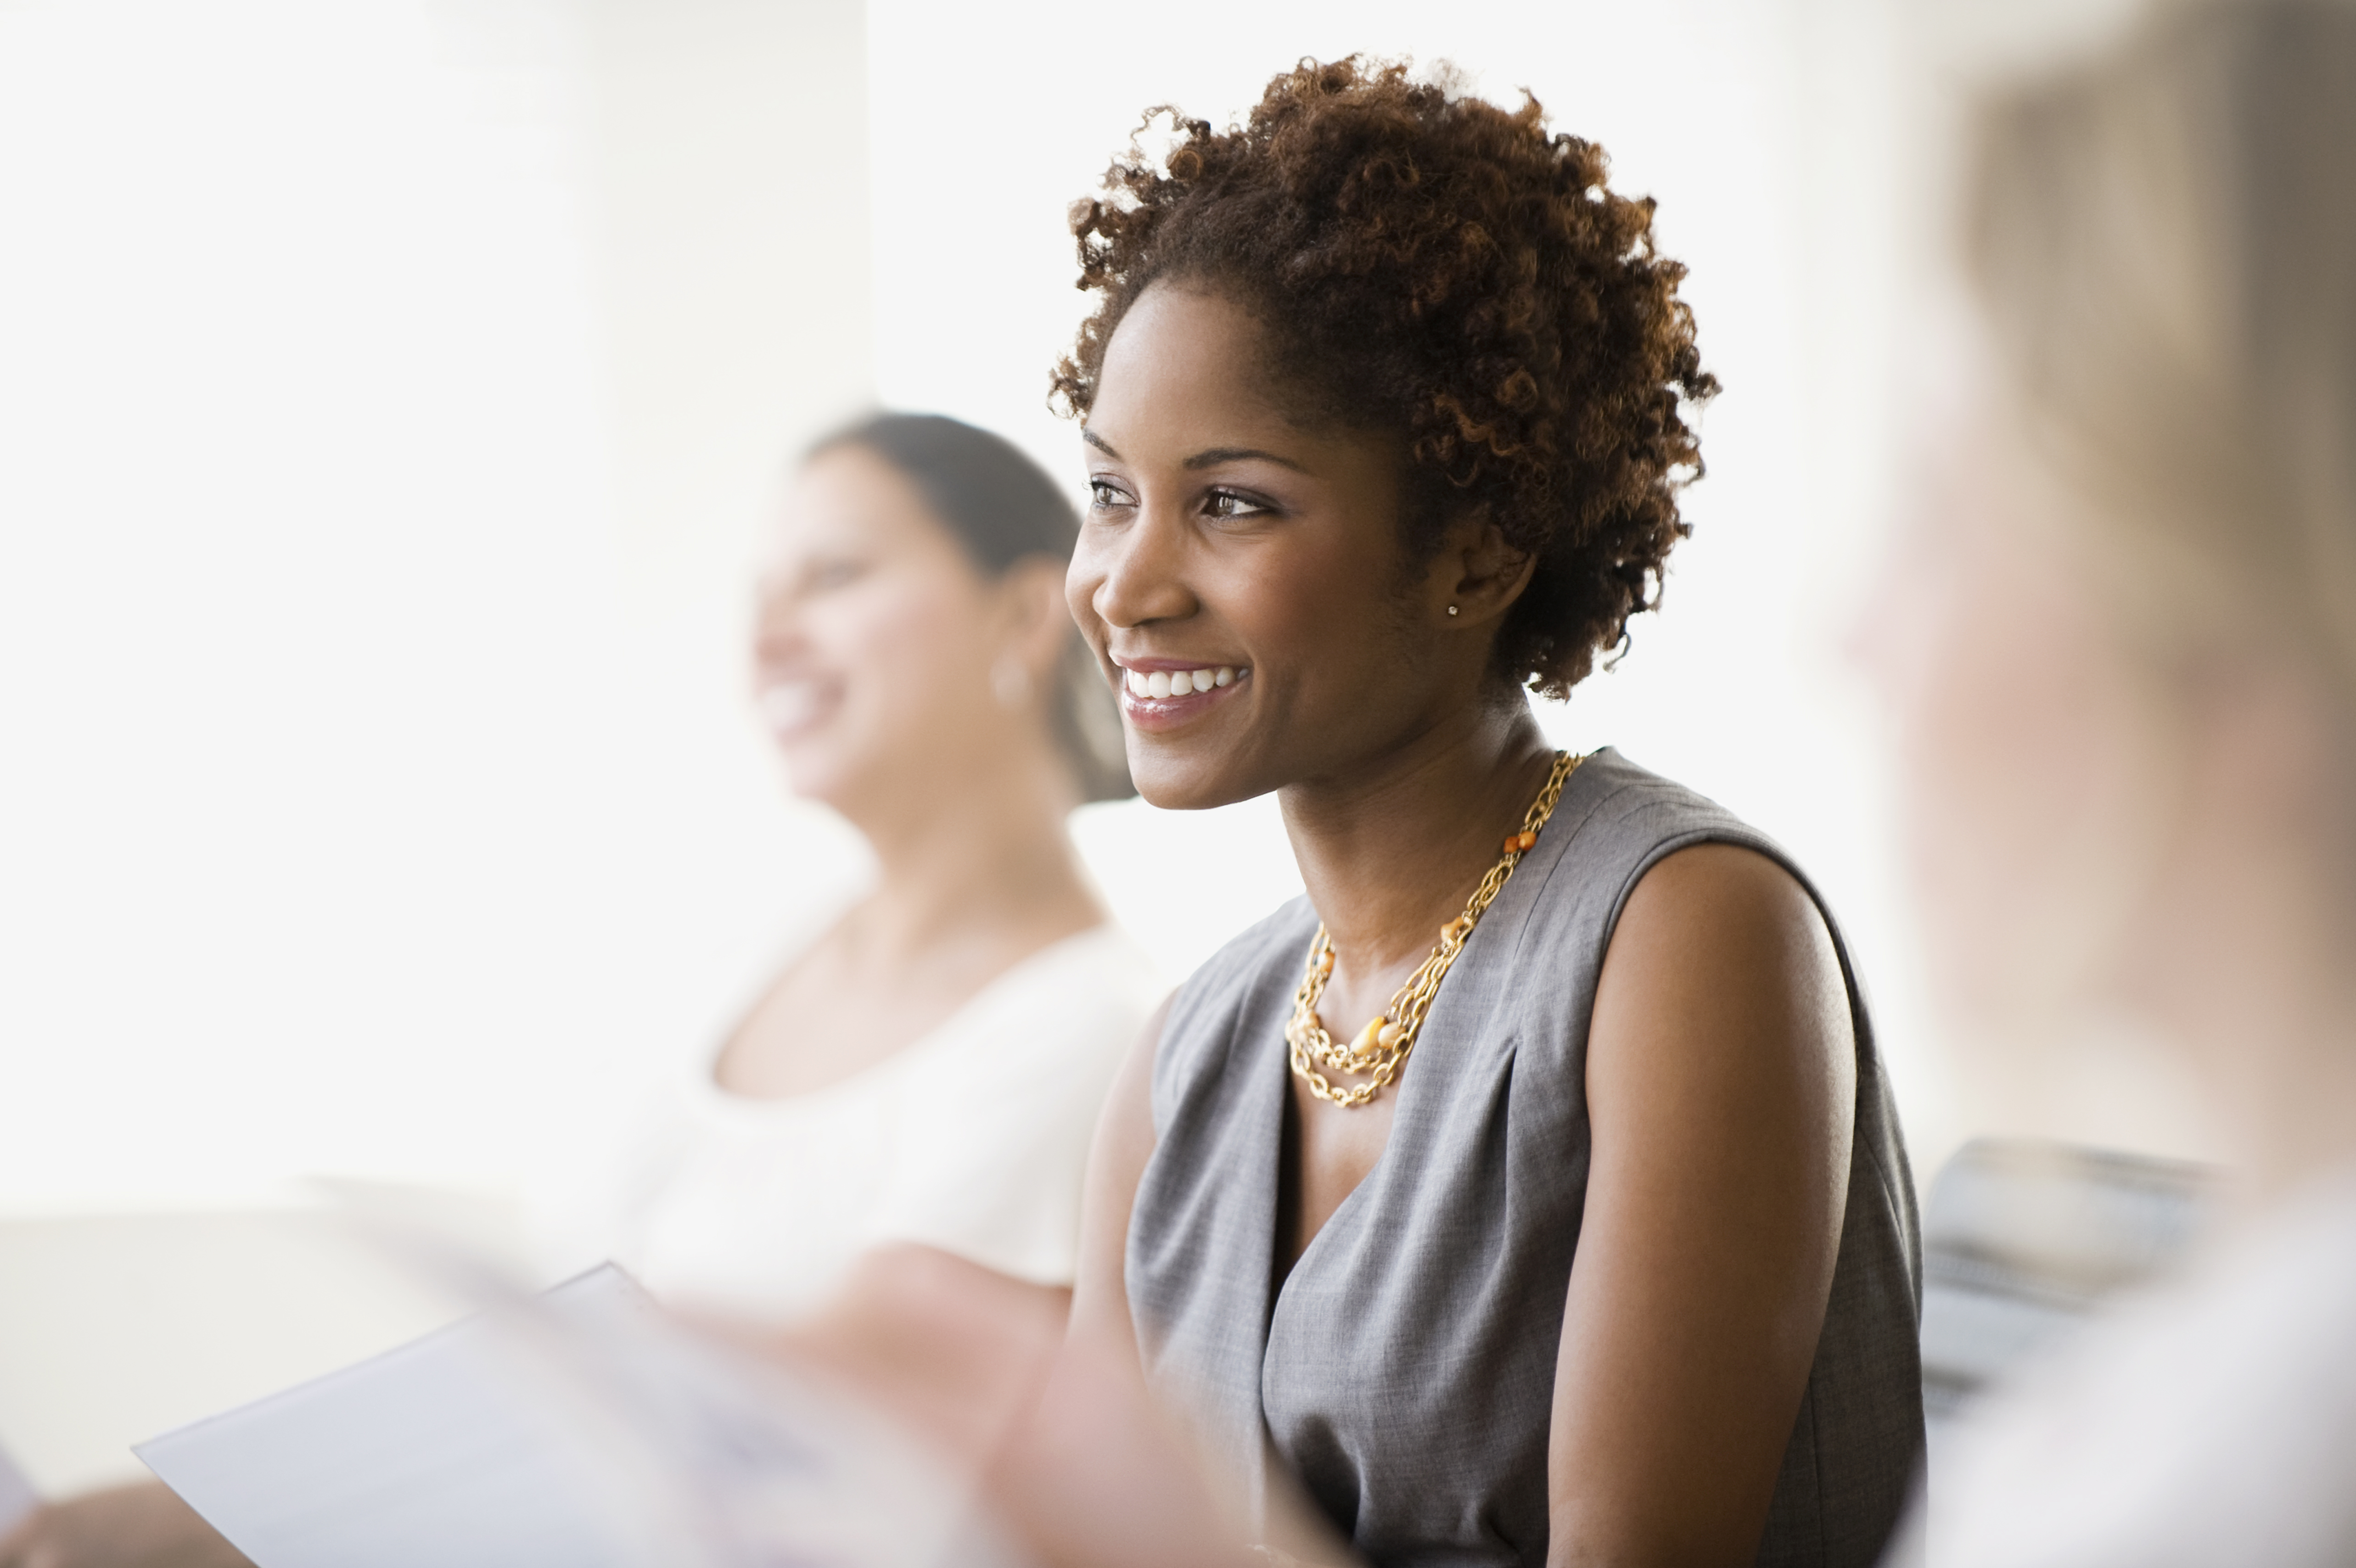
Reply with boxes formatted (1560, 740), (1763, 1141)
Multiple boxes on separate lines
(1122, 664), (1245, 700)
(759, 683), (821, 732)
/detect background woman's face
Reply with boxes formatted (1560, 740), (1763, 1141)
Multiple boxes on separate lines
(753, 446), (1006, 808)
(1859, 382), (2187, 1036)
(1068, 284), (1447, 809)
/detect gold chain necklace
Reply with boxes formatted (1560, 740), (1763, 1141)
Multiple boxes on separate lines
(1285, 750), (1586, 1109)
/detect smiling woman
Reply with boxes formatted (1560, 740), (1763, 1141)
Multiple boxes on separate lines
(572, 413), (1161, 1323)
(1053, 59), (1924, 1568)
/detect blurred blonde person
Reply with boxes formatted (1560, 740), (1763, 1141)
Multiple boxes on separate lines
(1861, 3), (2356, 1562)
(598, 412), (1161, 1319)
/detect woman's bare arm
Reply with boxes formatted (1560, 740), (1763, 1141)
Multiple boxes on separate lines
(1067, 995), (1169, 1358)
(1547, 844), (1857, 1568)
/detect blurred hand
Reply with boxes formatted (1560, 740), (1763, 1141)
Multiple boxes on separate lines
(774, 1244), (1347, 1568)
(0, 1482), (250, 1568)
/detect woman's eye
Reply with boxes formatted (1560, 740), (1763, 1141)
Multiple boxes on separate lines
(1088, 479), (1132, 510)
(807, 558), (867, 591)
(1202, 490), (1268, 521)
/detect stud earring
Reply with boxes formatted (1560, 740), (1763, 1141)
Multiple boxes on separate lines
(1447, 604), (1460, 617)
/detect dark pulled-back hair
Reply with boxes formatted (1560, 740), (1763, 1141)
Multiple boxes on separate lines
(1052, 58), (1717, 696)
(813, 412), (1133, 801)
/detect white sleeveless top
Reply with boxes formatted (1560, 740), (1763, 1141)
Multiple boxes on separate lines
(606, 924), (1163, 1319)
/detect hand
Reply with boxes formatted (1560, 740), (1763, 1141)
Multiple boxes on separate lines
(774, 1244), (1309, 1568)
(0, 1482), (252, 1568)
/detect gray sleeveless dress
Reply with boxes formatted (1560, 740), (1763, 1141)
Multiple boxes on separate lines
(1126, 750), (1923, 1568)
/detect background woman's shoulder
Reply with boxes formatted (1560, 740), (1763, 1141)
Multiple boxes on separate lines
(957, 922), (1167, 1077)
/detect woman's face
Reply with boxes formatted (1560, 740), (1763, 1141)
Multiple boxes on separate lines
(1857, 375), (2188, 1035)
(1068, 284), (1473, 809)
(753, 446), (1013, 810)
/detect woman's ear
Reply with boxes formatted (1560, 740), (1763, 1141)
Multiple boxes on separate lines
(1429, 509), (1536, 627)
(995, 557), (1080, 683)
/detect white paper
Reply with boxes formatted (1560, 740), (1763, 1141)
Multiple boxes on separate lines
(0, 1437), (39, 1540)
(134, 1264), (1015, 1568)
(136, 1267), (673, 1568)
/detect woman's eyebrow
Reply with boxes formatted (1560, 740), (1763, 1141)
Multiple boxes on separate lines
(1081, 429), (1311, 475)
(1182, 446), (1310, 473)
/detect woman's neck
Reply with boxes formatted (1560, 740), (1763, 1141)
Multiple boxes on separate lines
(1279, 699), (1557, 978)
(836, 745), (1102, 969)
(2179, 931), (2356, 1204)
(2142, 704), (2356, 1203)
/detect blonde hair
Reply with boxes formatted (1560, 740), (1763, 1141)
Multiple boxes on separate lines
(1967, 0), (2356, 681)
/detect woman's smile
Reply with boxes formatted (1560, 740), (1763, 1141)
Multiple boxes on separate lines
(1112, 655), (1251, 730)
(755, 671), (845, 742)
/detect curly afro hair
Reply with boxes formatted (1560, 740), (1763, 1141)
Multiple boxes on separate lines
(1051, 57), (1716, 697)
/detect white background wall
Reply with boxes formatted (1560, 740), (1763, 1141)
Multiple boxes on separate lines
(1, 0), (2198, 1230)
(0, 0), (876, 1213)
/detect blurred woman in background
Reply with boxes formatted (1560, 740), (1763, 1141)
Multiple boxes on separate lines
(1862, 2), (2356, 1560)
(595, 411), (1161, 1320)
(0, 413), (1159, 1568)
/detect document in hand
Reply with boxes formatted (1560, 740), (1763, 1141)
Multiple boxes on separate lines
(135, 1265), (1009, 1568)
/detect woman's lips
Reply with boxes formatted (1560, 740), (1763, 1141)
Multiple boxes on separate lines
(757, 678), (839, 740)
(1116, 661), (1250, 732)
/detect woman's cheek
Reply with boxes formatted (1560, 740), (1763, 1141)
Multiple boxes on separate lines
(858, 576), (992, 733)
(1065, 532), (1111, 642)
(1212, 530), (1367, 700)
(1903, 535), (2171, 1024)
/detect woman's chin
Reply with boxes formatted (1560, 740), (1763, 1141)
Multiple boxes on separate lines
(779, 735), (953, 822)
(1124, 742), (1266, 812)
(774, 745), (853, 810)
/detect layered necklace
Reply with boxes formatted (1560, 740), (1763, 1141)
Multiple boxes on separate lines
(1285, 750), (1586, 1109)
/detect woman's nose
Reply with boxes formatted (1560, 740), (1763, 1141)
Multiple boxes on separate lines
(1085, 506), (1197, 630)
(751, 579), (804, 659)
